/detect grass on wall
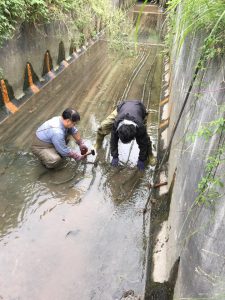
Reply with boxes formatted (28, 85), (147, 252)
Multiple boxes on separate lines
(166, 0), (225, 61)
(0, 0), (134, 53)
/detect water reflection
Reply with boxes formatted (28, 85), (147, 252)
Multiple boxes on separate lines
(0, 149), (97, 240)
(0, 151), (38, 239)
(0, 5), (163, 300)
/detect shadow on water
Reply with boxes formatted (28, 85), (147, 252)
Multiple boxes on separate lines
(0, 4), (164, 300)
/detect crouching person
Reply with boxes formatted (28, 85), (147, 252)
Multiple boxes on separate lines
(32, 108), (88, 168)
(96, 100), (156, 171)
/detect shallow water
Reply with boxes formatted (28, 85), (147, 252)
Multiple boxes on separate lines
(0, 4), (164, 300)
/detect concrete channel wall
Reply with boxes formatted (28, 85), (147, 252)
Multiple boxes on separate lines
(0, 21), (75, 99)
(158, 10), (225, 300)
(0, 0), (133, 122)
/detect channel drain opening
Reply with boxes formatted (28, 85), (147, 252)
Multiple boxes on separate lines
(0, 79), (18, 114)
(23, 62), (40, 94)
(42, 50), (55, 79)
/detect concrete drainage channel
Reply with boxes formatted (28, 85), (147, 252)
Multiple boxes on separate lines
(0, 4), (174, 300)
(0, 34), (102, 123)
(144, 55), (179, 300)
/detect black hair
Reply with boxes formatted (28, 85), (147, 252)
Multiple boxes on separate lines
(62, 108), (80, 122)
(118, 124), (136, 144)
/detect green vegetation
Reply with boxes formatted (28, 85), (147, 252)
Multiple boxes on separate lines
(166, 0), (225, 61)
(0, 0), (26, 42)
(187, 118), (225, 207)
(0, 0), (134, 52)
(165, 0), (225, 207)
(195, 146), (225, 206)
(105, 6), (134, 55)
(188, 118), (225, 142)
(134, 0), (148, 52)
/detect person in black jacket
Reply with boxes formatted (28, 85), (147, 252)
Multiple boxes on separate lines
(96, 100), (156, 170)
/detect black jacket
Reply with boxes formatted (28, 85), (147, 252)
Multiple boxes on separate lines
(110, 100), (149, 161)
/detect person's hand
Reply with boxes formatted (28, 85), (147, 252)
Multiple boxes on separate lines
(79, 144), (88, 155)
(111, 157), (119, 167)
(137, 160), (145, 171)
(70, 151), (87, 161)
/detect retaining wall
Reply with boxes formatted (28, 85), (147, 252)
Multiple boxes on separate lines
(0, 0), (133, 122)
(160, 14), (225, 300)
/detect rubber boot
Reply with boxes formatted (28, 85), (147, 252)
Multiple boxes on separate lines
(95, 132), (105, 150)
(149, 154), (157, 167)
(147, 137), (157, 166)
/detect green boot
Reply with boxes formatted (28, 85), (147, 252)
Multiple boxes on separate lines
(94, 133), (105, 150)
(148, 154), (157, 166)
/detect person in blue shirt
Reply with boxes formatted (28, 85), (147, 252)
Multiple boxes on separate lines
(32, 108), (88, 168)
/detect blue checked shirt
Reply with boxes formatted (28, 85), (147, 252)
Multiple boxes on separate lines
(36, 116), (78, 156)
